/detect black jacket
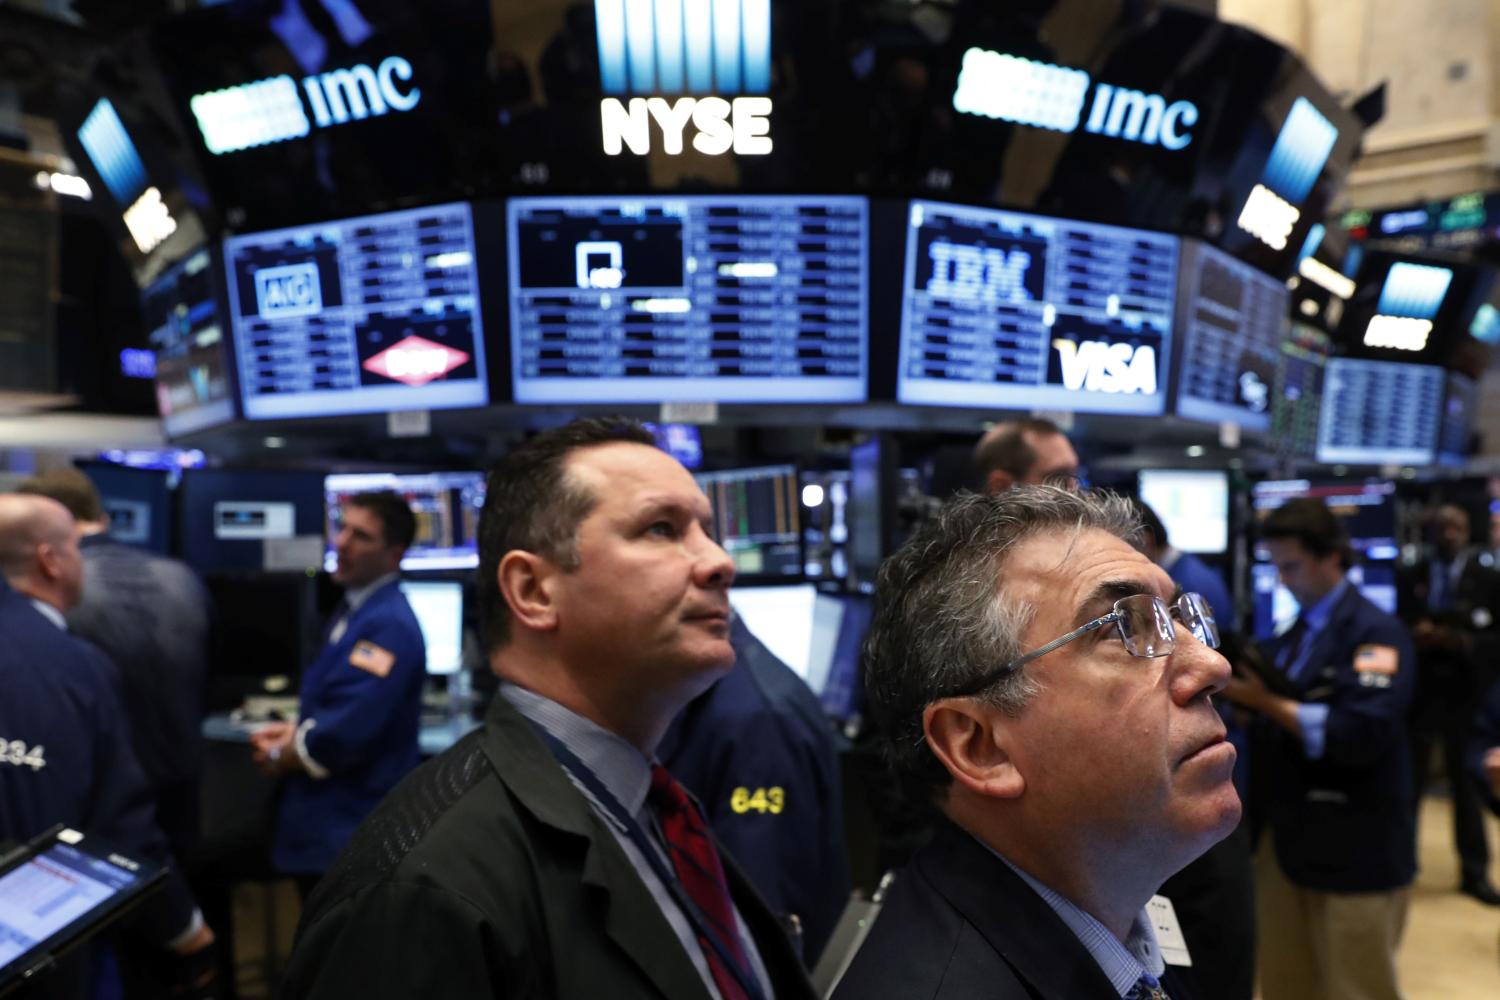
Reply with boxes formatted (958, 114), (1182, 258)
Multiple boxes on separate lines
(282, 690), (819, 999)
(831, 821), (1197, 1000)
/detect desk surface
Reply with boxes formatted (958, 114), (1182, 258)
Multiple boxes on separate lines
(203, 712), (483, 757)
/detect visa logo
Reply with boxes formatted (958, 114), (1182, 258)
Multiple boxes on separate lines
(1052, 339), (1158, 394)
(254, 263), (322, 319)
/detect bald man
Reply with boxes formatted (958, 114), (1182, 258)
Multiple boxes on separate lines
(970, 419), (1081, 494)
(0, 494), (214, 997)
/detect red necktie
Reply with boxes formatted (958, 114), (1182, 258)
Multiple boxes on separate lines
(648, 763), (752, 1000)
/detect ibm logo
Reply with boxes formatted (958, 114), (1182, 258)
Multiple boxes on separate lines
(950, 49), (1198, 150)
(78, 99), (150, 206)
(1364, 263), (1453, 352)
(1239, 97), (1339, 251)
(596, 0), (774, 156)
(254, 263), (323, 319)
(190, 55), (420, 156)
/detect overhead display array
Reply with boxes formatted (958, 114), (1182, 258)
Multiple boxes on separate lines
(507, 196), (868, 404)
(1316, 358), (1444, 465)
(144, 246), (235, 437)
(1270, 324), (1332, 456)
(225, 202), (488, 420)
(1172, 240), (1288, 430)
(896, 200), (1178, 415)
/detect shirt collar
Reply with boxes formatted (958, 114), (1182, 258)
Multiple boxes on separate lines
(341, 571), (401, 614)
(28, 598), (67, 632)
(992, 849), (1165, 996)
(1301, 577), (1349, 634)
(498, 681), (654, 817)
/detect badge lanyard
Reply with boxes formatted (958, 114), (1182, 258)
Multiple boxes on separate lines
(529, 724), (768, 1000)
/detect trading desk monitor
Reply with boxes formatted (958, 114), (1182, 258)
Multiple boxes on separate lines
(1172, 241), (1287, 430)
(1271, 324), (1332, 457)
(507, 196), (868, 404)
(145, 246), (235, 437)
(398, 581), (463, 676)
(1137, 470), (1229, 554)
(324, 472), (485, 572)
(1316, 358), (1443, 465)
(896, 200), (1178, 415)
(225, 202), (488, 420)
(695, 465), (802, 583)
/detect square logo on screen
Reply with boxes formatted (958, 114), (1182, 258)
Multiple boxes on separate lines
(254, 262), (323, 319)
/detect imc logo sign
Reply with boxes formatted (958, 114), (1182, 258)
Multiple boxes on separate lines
(1363, 262), (1453, 352)
(254, 263), (322, 319)
(190, 55), (420, 155)
(951, 49), (1198, 150)
(596, 0), (774, 156)
(1238, 97), (1339, 250)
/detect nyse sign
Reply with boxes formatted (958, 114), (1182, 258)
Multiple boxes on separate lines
(600, 96), (773, 156)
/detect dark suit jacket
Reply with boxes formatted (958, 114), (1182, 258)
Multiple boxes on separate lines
(281, 690), (818, 999)
(831, 821), (1196, 1000)
(1396, 549), (1500, 700)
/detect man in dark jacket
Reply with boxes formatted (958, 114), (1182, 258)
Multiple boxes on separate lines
(832, 487), (1240, 1000)
(18, 469), (212, 861)
(281, 418), (816, 999)
(1224, 498), (1415, 1000)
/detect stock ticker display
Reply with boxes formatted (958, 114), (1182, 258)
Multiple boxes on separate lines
(506, 196), (868, 404)
(896, 200), (1177, 415)
(144, 247), (235, 437)
(324, 472), (485, 572)
(1271, 324), (1332, 457)
(225, 202), (488, 419)
(1173, 241), (1287, 430)
(695, 464), (802, 582)
(1316, 357), (1444, 465)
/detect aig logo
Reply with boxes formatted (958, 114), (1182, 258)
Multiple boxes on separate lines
(1052, 338), (1158, 395)
(596, 0), (774, 157)
(254, 263), (322, 319)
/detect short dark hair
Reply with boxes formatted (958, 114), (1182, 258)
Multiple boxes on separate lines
(345, 491), (417, 551)
(1133, 499), (1169, 549)
(1260, 497), (1351, 568)
(16, 469), (104, 523)
(478, 417), (658, 651)
(864, 486), (1140, 806)
(969, 418), (1064, 490)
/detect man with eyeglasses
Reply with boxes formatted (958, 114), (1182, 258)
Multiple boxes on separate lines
(1222, 497), (1415, 1000)
(832, 487), (1240, 1000)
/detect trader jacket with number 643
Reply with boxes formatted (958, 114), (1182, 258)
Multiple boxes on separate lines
(274, 576), (426, 875)
(1254, 580), (1417, 890)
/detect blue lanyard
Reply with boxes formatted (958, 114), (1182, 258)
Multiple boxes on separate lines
(528, 723), (768, 1000)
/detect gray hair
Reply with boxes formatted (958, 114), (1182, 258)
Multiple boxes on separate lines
(863, 485), (1142, 805)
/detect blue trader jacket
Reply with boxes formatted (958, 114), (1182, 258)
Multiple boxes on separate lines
(1254, 582), (1417, 892)
(0, 578), (197, 946)
(273, 579), (425, 874)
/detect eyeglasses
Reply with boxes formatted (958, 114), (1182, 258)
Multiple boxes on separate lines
(950, 592), (1220, 698)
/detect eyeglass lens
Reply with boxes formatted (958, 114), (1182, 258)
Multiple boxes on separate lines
(1115, 593), (1220, 657)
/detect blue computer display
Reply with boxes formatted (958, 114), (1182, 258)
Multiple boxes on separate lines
(1316, 358), (1444, 465)
(144, 247), (236, 437)
(324, 472), (485, 572)
(507, 195), (868, 404)
(897, 200), (1178, 415)
(225, 202), (488, 419)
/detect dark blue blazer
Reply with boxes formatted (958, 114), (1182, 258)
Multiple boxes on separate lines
(658, 615), (850, 965)
(273, 579), (425, 874)
(1167, 551), (1237, 632)
(0, 578), (196, 945)
(831, 820), (1198, 1000)
(1254, 582), (1416, 892)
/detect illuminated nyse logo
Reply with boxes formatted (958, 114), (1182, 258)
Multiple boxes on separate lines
(1363, 262), (1453, 352)
(254, 263), (323, 319)
(576, 241), (625, 289)
(1053, 339), (1158, 395)
(596, 0), (773, 156)
(362, 335), (471, 387)
(950, 49), (1198, 150)
(1237, 97), (1338, 250)
(190, 55), (420, 155)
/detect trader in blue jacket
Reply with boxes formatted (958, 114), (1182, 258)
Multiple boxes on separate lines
(251, 490), (425, 888)
(1223, 497), (1415, 1000)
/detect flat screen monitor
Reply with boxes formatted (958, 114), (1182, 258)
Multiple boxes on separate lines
(225, 202), (489, 420)
(1438, 372), (1478, 466)
(324, 472), (485, 572)
(507, 195), (868, 404)
(75, 462), (172, 555)
(896, 200), (1177, 415)
(1316, 357), (1444, 465)
(1270, 323), (1331, 457)
(398, 580), (463, 676)
(1137, 470), (1229, 554)
(726, 585), (869, 718)
(178, 469), (326, 574)
(1172, 241), (1287, 430)
(695, 465), (802, 583)
(145, 246), (236, 437)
